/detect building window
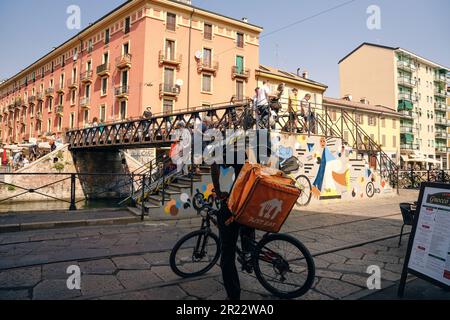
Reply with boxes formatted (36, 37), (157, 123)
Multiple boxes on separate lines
(101, 78), (108, 96)
(330, 110), (337, 121)
(124, 17), (131, 34)
(70, 113), (75, 129)
(237, 33), (244, 48)
(203, 48), (212, 67)
(163, 99), (174, 114)
(204, 23), (213, 40)
(368, 116), (376, 126)
(236, 80), (244, 101)
(202, 74), (212, 93)
(100, 105), (106, 122)
(381, 118), (386, 128)
(85, 84), (91, 99)
(393, 136), (397, 148)
(166, 13), (176, 31)
(343, 131), (349, 142)
(382, 135), (386, 147)
(105, 28), (110, 45)
(47, 119), (52, 132)
(71, 90), (76, 105)
(58, 94), (63, 106)
(355, 113), (363, 125)
(48, 98), (53, 112)
(83, 109), (89, 125)
(120, 100), (127, 120)
(165, 40), (175, 60)
(103, 52), (109, 64)
(123, 42), (130, 55)
(57, 117), (62, 132)
(87, 40), (93, 53)
(392, 119), (397, 129)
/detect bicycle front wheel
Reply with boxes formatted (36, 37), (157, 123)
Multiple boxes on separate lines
(295, 175), (312, 206)
(254, 233), (315, 299)
(170, 230), (221, 278)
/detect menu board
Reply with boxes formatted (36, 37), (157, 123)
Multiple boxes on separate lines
(399, 183), (450, 297)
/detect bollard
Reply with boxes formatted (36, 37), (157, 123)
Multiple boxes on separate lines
(69, 174), (77, 211)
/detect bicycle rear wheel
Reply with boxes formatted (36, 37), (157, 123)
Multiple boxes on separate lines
(295, 175), (312, 206)
(170, 230), (221, 278)
(253, 233), (315, 299)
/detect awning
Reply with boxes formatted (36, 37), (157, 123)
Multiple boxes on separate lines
(398, 100), (413, 111)
(402, 133), (414, 143)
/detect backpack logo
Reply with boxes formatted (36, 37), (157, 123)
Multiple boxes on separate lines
(259, 199), (283, 220)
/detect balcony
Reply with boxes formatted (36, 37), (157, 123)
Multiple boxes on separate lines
(45, 88), (55, 97)
(158, 51), (182, 69)
(159, 83), (180, 98)
(397, 77), (416, 88)
(399, 110), (416, 118)
(398, 93), (413, 101)
(8, 104), (15, 112)
(434, 89), (446, 98)
(56, 105), (64, 116)
(14, 98), (23, 108)
(80, 71), (93, 84)
(114, 86), (129, 99)
(28, 96), (36, 105)
(435, 131), (447, 139)
(68, 79), (78, 89)
(434, 103), (447, 112)
(36, 92), (44, 101)
(35, 112), (43, 121)
(231, 66), (250, 81)
(197, 59), (219, 76)
(435, 118), (448, 126)
(400, 143), (419, 151)
(96, 63), (111, 77)
(80, 97), (91, 109)
(400, 125), (417, 134)
(397, 61), (415, 72)
(116, 54), (132, 70)
(57, 82), (66, 94)
(434, 74), (447, 83)
(436, 146), (447, 153)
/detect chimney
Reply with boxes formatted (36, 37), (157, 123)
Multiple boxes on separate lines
(343, 94), (352, 101)
(242, 17), (248, 23)
(360, 97), (369, 104)
(302, 71), (309, 79)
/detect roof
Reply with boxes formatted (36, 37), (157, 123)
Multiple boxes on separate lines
(256, 65), (328, 90)
(1, 0), (263, 89)
(339, 42), (449, 70)
(323, 97), (400, 117)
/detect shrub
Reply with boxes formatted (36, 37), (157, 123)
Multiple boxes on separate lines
(54, 162), (65, 172)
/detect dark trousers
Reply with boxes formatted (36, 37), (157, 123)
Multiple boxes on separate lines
(217, 204), (255, 300)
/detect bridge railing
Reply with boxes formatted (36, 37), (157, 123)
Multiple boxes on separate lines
(0, 172), (147, 215)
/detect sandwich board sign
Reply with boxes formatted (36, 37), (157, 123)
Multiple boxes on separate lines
(398, 182), (450, 297)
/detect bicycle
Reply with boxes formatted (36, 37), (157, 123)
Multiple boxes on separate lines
(170, 191), (316, 299)
(280, 157), (312, 207)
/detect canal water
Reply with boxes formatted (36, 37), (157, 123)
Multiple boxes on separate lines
(0, 198), (127, 213)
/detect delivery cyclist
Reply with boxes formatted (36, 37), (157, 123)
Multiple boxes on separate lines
(210, 137), (255, 301)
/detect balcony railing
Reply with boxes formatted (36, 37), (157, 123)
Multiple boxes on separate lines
(398, 93), (413, 101)
(435, 118), (448, 126)
(434, 74), (447, 83)
(57, 82), (66, 94)
(8, 104), (15, 111)
(400, 126), (417, 134)
(436, 146), (447, 153)
(397, 61), (415, 72)
(434, 90), (446, 98)
(68, 78), (78, 89)
(197, 59), (219, 75)
(114, 86), (130, 99)
(399, 110), (416, 118)
(14, 98), (23, 107)
(36, 92), (44, 101)
(80, 71), (93, 83)
(401, 143), (420, 151)
(434, 103), (447, 112)
(398, 77), (416, 88)
(232, 66), (250, 80)
(116, 54), (132, 69)
(80, 97), (91, 109)
(435, 131), (447, 139)
(45, 88), (55, 97)
(159, 51), (182, 68)
(96, 63), (111, 77)
(28, 96), (36, 104)
(56, 105), (64, 116)
(159, 83), (180, 98)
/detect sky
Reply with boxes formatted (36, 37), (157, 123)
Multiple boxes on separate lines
(0, 0), (449, 97)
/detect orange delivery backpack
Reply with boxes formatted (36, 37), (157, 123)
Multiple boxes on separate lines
(227, 162), (301, 233)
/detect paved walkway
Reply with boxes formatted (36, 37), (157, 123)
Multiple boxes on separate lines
(0, 190), (428, 300)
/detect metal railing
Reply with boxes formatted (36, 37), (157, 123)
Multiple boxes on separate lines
(0, 172), (145, 213)
(398, 170), (449, 189)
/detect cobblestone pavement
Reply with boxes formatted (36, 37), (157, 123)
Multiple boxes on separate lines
(0, 190), (422, 300)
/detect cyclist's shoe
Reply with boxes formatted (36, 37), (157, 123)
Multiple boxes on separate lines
(238, 253), (254, 274)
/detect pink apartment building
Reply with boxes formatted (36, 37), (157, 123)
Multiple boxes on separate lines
(0, 0), (262, 144)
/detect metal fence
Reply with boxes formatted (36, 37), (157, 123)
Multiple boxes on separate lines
(398, 170), (450, 189)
